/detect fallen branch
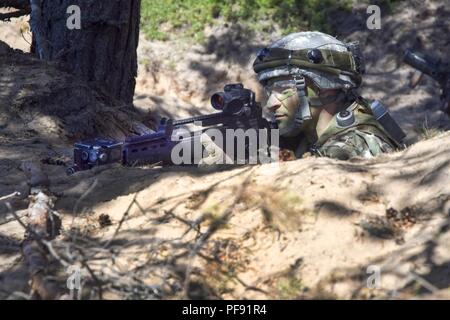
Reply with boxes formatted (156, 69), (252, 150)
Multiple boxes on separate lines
(0, 0), (31, 21)
(10, 161), (61, 299)
(0, 9), (27, 21)
(0, 191), (21, 203)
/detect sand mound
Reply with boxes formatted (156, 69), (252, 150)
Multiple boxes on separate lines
(1, 129), (449, 299)
(0, 40), (154, 143)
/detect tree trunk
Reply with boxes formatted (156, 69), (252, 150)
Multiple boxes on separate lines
(31, 0), (140, 104)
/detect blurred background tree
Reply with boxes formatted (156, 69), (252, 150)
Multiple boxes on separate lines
(0, 0), (141, 105)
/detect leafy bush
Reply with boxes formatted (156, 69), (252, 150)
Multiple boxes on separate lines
(140, 0), (354, 41)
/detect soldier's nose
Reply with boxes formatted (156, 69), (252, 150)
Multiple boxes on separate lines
(267, 104), (281, 113)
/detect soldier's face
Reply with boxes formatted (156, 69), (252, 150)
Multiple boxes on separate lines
(264, 78), (342, 136)
(264, 80), (300, 134)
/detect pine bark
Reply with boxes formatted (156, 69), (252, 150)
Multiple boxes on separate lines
(31, 0), (141, 104)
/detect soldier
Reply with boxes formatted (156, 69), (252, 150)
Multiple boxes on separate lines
(253, 31), (405, 160)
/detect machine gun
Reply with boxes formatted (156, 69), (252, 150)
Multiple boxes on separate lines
(403, 49), (450, 114)
(66, 84), (276, 175)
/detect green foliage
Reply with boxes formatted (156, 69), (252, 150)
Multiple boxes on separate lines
(369, 0), (403, 13)
(417, 117), (443, 140)
(140, 0), (354, 41)
(276, 275), (303, 299)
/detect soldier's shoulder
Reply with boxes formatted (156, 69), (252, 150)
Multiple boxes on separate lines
(314, 99), (398, 159)
(317, 127), (395, 160)
(316, 100), (380, 143)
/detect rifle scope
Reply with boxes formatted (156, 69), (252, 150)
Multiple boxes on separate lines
(211, 83), (254, 116)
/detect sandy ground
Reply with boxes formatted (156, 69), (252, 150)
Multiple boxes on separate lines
(0, 1), (449, 299)
(1, 128), (449, 299)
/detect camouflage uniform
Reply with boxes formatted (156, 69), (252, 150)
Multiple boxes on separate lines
(314, 100), (399, 160)
(253, 31), (403, 160)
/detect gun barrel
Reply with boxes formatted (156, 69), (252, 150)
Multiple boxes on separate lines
(403, 49), (442, 81)
(173, 112), (226, 127)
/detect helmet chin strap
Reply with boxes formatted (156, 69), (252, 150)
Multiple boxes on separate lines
(279, 75), (311, 137)
(294, 75), (312, 122)
(280, 75), (312, 137)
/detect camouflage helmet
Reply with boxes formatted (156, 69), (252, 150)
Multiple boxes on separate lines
(253, 31), (365, 91)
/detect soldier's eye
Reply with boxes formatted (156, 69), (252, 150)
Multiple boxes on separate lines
(278, 89), (295, 100)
